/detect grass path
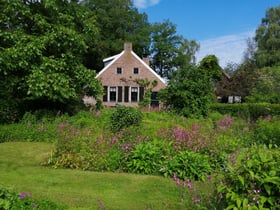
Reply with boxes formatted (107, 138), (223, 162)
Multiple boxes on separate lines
(0, 142), (183, 210)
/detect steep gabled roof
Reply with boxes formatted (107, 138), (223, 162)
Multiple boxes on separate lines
(96, 51), (125, 78)
(95, 48), (166, 85)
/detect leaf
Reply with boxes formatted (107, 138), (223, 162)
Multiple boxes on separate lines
(242, 198), (248, 207)
(238, 175), (245, 186)
(236, 198), (241, 208)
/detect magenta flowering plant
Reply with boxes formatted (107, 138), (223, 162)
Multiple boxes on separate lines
(0, 186), (66, 209)
(215, 144), (280, 209)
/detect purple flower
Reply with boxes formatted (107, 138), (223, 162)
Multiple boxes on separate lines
(33, 203), (38, 208)
(19, 192), (27, 199)
(99, 205), (105, 210)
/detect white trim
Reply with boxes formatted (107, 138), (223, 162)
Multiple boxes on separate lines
(96, 49), (166, 86)
(96, 51), (125, 78)
(103, 54), (120, 63)
(131, 51), (166, 85)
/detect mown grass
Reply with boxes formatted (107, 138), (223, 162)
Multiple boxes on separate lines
(0, 142), (184, 209)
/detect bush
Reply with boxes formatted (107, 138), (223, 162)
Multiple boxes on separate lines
(0, 185), (66, 209)
(210, 103), (280, 120)
(215, 145), (280, 209)
(255, 117), (280, 146)
(160, 151), (212, 181)
(110, 106), (143, 133)
(126, 140), (164, 174)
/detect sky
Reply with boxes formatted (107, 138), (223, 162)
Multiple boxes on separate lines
(133, 0), (280, 67)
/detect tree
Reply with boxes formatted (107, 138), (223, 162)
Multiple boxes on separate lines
(150, 20), (182, 79)
(83, 0), (151, 71)
(0, 0), (103, 122)
(246, 66), (280, 103)
(254, 6), (280, 68)
(173, 38), (200, 69)
(159, 55), (223, 118)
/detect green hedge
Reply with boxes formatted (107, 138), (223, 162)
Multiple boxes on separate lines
(210, 103), (280, 120)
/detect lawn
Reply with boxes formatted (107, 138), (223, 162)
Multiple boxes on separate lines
(0, 142), (184, 210)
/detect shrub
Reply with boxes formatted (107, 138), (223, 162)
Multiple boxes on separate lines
(254, 117), (280, 146)
(215, 145), (280, 209)
(210, 103), (280, 120)
(110, 106), (143, 133)
(126, 140), (164, 174)
(0, 185), (66, 209)
(160, 151), (212, 181)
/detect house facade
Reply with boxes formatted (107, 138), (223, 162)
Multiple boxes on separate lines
(95, 43), (166, 107)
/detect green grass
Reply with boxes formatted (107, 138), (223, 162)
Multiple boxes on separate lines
(0, 142), (184, 210)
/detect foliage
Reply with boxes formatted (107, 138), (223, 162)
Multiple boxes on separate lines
(216, 61), (259, 100)
(161, 151), (212, 181)
(83, 0), (152, 71)
(215, 145), (280, 209)
(110, 106), (143, 133)
(126, 140), (164, 174)
(199, 55), (222, 81)
(0, 185), (65, 210)
(159, 65), (214, 118)
(247, 66), (280, 103)
(150, 20), (199, 79)
(210, 103), (280, 120)
(254, 117), (280, 146)
(150, 20), (182, 79)
(254, 5), (280, 68)
(0, 0), (103, 122)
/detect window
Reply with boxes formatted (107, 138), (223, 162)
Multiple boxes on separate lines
(117, 86), (122, 102)
(109, 87), (116, 102)
(103, 86), (108, 102)
(131, 87), (138, 102)
(133, 68), (139, 74)
(116, 67), (122, 74)
(124, 86), (129, 102)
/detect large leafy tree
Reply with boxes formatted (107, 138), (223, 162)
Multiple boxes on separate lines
(254, 5), (280, 68)
(0, 0), (102, 122)
(246, 66), (280, 103)
(159, 55), (223, 117)
(83, 0), (151, 70)
(150, 20), (182, 79)
(150, 20), (199, 80)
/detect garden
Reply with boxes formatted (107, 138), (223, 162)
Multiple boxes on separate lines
(0, 104), (279, 209)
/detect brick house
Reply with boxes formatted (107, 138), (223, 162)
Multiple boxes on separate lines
(96, 43), (166, 107)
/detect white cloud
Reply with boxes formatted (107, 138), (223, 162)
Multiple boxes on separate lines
(133, 0), (161, 9)
(196, 31), (255, 67)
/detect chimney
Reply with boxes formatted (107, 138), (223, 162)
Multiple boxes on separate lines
(124, 42), (132, 52)
(142, 56), (150, 66)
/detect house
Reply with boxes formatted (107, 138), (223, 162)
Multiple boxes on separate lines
(215, 71), (242, 103)
(95, 43), (166, 107)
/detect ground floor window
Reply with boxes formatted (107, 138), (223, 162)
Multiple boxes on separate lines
(109, 87), (116, 102)
(131, 87), (138, 102)
(103, 86), (160, 106)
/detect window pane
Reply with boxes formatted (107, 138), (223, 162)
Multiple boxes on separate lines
(118, 86), (122, 102)
(117, 67), (122, 74)
(124, 86), (129, 102)
(110, 86), (116, 101)
(103, 86), (108, 102)
(133, 68), (139, 74)
(131, 87), (138, 102)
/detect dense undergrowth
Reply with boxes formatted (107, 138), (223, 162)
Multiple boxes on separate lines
(0, 106), (279, 209)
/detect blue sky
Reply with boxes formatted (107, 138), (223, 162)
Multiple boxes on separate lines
(133, 0), (280, 67)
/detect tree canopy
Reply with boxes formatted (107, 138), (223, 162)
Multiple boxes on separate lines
(0, 0), (103, 122)
(254, 5), (280, 68)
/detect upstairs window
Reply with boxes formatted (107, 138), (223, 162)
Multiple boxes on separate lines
(133, 68), (139, 74)
(116, 67), (122, 74)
